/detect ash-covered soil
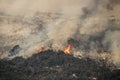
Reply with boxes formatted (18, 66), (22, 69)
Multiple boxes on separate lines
(0, 50), (120, 80)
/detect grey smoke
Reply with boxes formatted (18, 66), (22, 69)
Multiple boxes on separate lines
(0, 0), (120, 67)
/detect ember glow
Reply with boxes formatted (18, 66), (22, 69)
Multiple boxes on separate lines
(64, 44), (72, 54)
(36, 47), (45, 54)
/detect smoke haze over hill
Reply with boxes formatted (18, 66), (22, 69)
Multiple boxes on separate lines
(0, 0), (120, 67)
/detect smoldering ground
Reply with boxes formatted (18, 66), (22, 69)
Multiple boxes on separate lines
(0, 0), (120, 68)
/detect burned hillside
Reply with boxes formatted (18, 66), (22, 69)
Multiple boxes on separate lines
(0, 50), (120, 80)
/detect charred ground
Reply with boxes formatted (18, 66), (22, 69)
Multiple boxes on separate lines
(0, 50), (120, 80)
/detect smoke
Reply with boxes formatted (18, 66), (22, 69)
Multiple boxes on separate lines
(0, 0), (97, 16)
(103, 31), (120, 66)
(0, 0), (120, 67)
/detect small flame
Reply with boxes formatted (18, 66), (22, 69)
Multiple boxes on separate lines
(64, 44), (72, 54)
(36, 47), (45, 54)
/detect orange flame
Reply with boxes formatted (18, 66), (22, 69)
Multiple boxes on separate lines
(36, 47), (45, 54)
(64, 44), (72, 54)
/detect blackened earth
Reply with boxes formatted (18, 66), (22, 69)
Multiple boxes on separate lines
(0, 50), (120, 80)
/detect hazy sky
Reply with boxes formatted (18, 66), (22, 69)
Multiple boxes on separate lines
(0, 0), (95, 15)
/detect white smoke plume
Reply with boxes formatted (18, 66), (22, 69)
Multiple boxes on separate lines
(0, 0), (120, 67)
